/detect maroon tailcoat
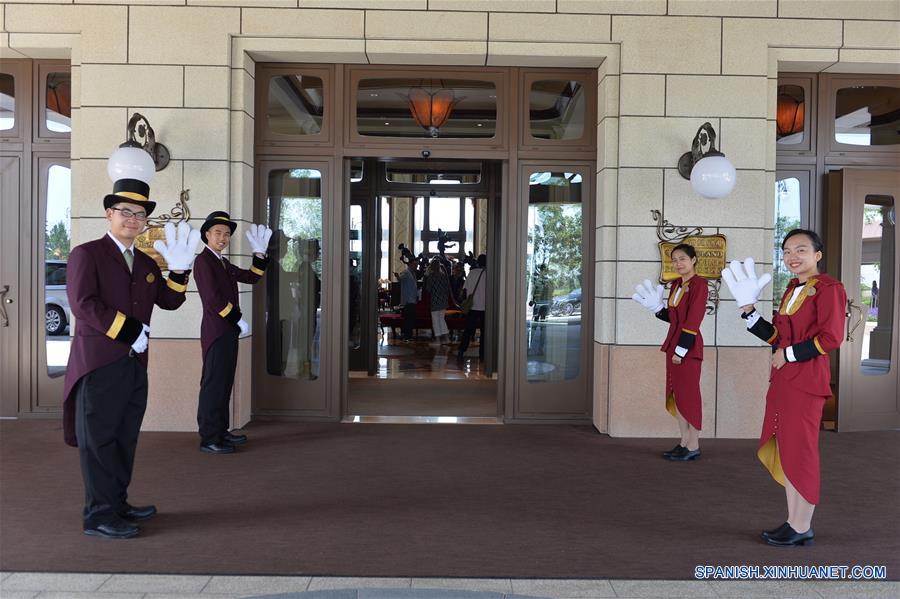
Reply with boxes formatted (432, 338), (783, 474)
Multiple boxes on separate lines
(193, 246), (267, 359)
(660, 275), (708, 430)
(756, 273), (847, 504)
(63, 234), (189, 446)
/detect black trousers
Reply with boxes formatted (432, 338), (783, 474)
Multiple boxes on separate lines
(75, 356), (148, 527)
(458, 309), (485, 360)
(198, 329), (239, 444)
(401, 303), (416, 339)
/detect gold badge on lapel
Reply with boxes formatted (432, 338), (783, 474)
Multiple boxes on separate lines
(807, 286), (816, 296)
(146, 273), (156, 284)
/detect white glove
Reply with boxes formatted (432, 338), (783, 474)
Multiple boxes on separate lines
(237, 318), (250, 338)
(721, 257), (772, 308)
(153, 221), (201, 271)
(131, 324), (150, 354)
(631, 279), (665, 313)
(245, 223), (273, 256)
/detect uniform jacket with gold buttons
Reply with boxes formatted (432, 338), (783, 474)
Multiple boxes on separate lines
(193, 246), (268, 359)
(749, 273), (846, 397)
(62, 234), (189, 446)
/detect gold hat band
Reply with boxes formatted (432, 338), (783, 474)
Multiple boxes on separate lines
(115, 191), (149, 202)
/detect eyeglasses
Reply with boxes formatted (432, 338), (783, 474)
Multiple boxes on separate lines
(110, 207), (148, 221)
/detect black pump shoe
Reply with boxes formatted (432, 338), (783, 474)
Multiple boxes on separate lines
(667, 448), (701, 461)
(662, 444), (687, 458)
(761, 522), (790, 540)
(765, 525), (814, 546)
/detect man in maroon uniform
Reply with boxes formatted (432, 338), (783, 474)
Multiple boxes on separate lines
(64, 176), (201, 539)
(193, 211), (271, 454)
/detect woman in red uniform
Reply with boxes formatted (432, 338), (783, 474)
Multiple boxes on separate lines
(633, 243), (708, 461)
(722, 229), (846, 546)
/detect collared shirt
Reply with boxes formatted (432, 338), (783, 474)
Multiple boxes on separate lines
(399, 268), (418, 305)
(106, 231), (135, 255)
(204, 245), (223, 260)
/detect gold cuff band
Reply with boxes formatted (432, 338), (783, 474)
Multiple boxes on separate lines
(106, 311), (126, 339)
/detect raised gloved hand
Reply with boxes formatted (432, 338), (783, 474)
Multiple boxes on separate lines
(721, 257), (772, 308)
(131, 324), (150, 354)
(631, 279), (665, 313)
(153, 221), (201, 271)
(245, 223), (273, 256)
(237, 319), (250, 338)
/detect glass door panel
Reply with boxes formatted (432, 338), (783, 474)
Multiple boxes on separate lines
(36, 155), (69, 409)
(859, 195), (895, 376)
(254, 161), (332, 416)
(526, 171), (583, 382)
(516, 164), (592, 417)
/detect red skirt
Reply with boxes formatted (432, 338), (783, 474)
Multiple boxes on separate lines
(757, 376), (827, 505)
(665, 353), (703, 431)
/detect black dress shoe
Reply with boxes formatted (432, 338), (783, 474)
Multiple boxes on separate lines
(663, 444), (687, 458)
(200, 442), (235, 454)
(84, 518), (139, 539)
(222, 432), (247, 445)
(766, 524), (814, 546)
(119, 503), (157, 522)
(667, 448), (701, 461)
(761, 521), (790, 540)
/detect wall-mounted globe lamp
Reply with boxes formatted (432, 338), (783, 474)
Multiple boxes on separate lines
(108, 113), (170, 182)
(106, 113), (170, 217)
(677, 122), (736, 200)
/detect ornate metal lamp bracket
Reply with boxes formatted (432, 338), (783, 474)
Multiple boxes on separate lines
(651, 209), (703, 241)
(123, 112), (170, 171)
(146, 188), (191, 229)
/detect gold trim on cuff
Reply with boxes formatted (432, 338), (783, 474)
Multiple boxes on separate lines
(766, 327), (778, 345)
(166, 277), (187, 293)
(250, 265), (265, 276)
(681, 328), (697, 335)
(813, 336), (826, 355)
(106, 311), (126, 339)
(219, 302), (233, 318)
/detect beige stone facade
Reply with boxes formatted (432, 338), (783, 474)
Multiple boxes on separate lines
(3, 0), (898, 438)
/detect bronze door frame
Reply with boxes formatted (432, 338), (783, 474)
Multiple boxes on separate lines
(254, 64), (597, 423)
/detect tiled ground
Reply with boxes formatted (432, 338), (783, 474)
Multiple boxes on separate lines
(0, 574), (897, 599)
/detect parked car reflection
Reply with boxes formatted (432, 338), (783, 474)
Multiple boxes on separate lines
(551, 287), (581, 317)
(46, 259), (70, 335)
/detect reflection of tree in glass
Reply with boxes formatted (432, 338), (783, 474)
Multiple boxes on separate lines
(277, 197), (322, 275)
(532, 204), (582, 295)
(773, 178), (801, 305)
(46, 220), (70, 259)
(773, 214), (801, 304)
(864, 205), (883, 225)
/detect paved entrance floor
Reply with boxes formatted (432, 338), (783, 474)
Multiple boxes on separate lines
(1, 573), (897, 598)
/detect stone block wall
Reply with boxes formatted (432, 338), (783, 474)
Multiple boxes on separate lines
(2, 0), (898, 436)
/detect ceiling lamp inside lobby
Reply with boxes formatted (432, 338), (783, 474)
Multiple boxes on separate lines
(407, 86), (460, 138)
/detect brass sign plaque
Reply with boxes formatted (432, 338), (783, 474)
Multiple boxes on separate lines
(658, 234), (727, 282)
(136, 227), (167, 271)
